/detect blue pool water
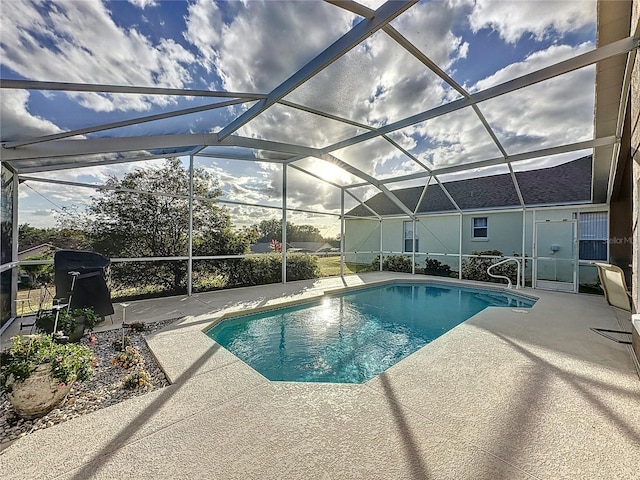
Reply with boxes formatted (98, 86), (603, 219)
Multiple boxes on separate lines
(206, 283), (536, 384)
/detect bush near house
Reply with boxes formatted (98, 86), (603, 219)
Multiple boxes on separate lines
(371, 255), (415, 273)
(461, 250), (518, 285)
(423, 258), (453, 277)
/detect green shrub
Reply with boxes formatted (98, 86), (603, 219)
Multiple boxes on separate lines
(423, 258), (452, 277)
(112, 254), (320, 297)
(36, 307), (99, 341)
(286, 254), (319, 281)
(192, 273), (227, 292)
(0, 335), (94, 393)
(200, 254), (319, 289)
(371, 255), (414, 273)
(461, 250), (518, 284)
(20, 254), (54, 287)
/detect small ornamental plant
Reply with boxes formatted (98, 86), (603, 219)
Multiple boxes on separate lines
(0, 334), (94, 394)
(111, 346), (143, 369)
(127, 322), (149, 333)
(122, 369), (151, 390)
(36, 307), (99, 342)
(111, 336), (132, 352)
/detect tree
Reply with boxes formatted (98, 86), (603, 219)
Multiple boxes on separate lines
(255, 219), (325, 243)
(19, 224), (88, 251)
(86, 158), (252, 292)
(256, 219), (282, 243)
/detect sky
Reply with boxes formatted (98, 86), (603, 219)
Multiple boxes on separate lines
(0, 0), (598, 234)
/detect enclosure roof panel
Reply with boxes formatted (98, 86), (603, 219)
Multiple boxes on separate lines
(0, 0), (636, 210)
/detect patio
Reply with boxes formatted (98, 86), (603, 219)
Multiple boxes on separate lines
(0, 1), (639, 478)
(1, 273), (638, 479)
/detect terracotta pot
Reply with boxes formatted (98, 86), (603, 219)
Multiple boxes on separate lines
(6, 364), (74, 419)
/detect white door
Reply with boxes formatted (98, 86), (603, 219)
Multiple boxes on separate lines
(533, 220), (577, 292)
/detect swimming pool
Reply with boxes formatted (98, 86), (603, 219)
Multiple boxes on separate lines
(206, 282), (536, 383)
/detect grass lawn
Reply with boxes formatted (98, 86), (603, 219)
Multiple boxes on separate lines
(316, 256), (373, 277)
(15, 287), (54, 316)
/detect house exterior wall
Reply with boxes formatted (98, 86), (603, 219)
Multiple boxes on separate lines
(345, 204), (609, 287)
(381, 218), (403, 252)
(460, 211), (523, 256)
(632, 0), (639, 310)
(344, 218), (381, 265)
(416, 215), (460, 255)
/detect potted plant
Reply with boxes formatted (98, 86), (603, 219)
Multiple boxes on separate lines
(0, 334), (94, 419)
(36, 307), (99, 343)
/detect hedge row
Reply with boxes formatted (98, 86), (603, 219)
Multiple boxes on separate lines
(108, 254), (320, 299)
(204, 254), (320, 288)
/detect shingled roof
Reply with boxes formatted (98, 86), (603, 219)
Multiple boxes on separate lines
(347, 156), (592, 217)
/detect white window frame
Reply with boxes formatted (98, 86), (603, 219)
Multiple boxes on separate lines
(578, 211), (608, 261)
(472, 216), (488, 241)
(403, 220), (418, 253)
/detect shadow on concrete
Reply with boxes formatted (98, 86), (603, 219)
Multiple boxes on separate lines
(469, 331), (640, 477)
(67, 343), (223, 480)
(492, 332), (640, 447)
(378, 372), (431, 479)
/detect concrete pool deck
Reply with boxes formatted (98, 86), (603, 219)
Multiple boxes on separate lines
(1, 272), (639, 479)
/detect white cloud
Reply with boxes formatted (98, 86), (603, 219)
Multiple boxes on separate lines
(468, 0), (596, 43)
(32, 209), (53, 216)
(0, 90), (63, 141)
(473, 41), (594, 90)
(186, 0), (355, 94)
(183, 0), (224, 74)
(3, 1), (600, 220)
(128, 0), (157, 9)
(475, 43), (595, 155)
(1, 1), (196, 112)
(398, 107), (505, 170)
(185, 0), (471, 190)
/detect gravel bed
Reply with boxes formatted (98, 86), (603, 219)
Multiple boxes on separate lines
(0, 319), (179, 448)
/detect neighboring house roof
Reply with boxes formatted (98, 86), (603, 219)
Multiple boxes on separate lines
(347, 156), (592, 217)
(17, 243), (59, 260)
(250, 243), (274, 254)
(250, 242), (335, 254)
(289, 242), (334, 252)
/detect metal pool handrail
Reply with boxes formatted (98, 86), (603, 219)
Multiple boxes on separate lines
(487, 258), (521, 289)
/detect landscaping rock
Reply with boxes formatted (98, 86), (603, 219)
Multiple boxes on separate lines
(0, 318), (177, 446)
(7, 364), (73, 420)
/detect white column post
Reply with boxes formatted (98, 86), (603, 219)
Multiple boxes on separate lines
(187, 155), (194, 296)
(521, 209), (526, 288)
(379, 219), (383, 271)
(412, 218), (416, 275)
(11, 172), (19, 318)
(282, 165), (287, 284)
(532, 209), (537, 289)
(340, 188), (345, 277)
(458, 213), (463, 280)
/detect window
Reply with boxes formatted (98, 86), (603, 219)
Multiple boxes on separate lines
(579, 212), (607, 261)
(403, 221), (418, 252)
(472, 217), (488, 239)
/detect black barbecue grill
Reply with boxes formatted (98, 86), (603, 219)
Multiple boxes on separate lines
(54, 250), (114, 317)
